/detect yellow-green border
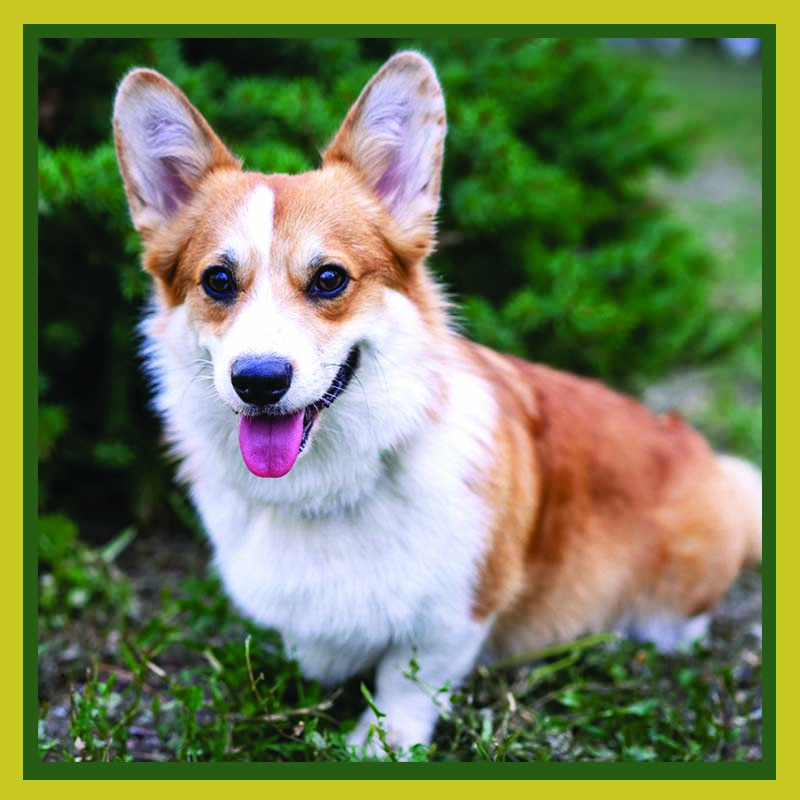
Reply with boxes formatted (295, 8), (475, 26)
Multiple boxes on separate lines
(12, 12), (780, 793)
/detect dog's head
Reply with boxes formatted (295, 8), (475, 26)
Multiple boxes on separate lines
(114, 54), (447, 479)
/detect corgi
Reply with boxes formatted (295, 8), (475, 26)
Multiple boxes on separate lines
(113, 52), (762, 756)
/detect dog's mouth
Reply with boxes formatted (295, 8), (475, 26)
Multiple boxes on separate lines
(237, 346), (360, 478)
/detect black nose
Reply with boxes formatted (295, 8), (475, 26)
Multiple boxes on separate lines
(231, 356), (293, 406)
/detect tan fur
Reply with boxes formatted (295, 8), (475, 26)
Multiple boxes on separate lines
(466, 348), (760, 655)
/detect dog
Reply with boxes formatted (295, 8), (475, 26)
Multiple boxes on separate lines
(113, 52), (762, 755)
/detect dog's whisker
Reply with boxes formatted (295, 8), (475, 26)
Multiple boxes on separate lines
(365, 347), (393, 395)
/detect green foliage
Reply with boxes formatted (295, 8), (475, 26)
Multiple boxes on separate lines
(433, 625), (761, 762)
(40, 565), (360, 762)
(423, 38), (724, 378)
(37, 37), (745, 533)
(38, 515), (135, 627)
(38, 555), (761, 762)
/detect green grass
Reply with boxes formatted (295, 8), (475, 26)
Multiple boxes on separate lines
(38, 529), (762, 763)
(650, 48), (763, 179)
(37, 46), (763, 764)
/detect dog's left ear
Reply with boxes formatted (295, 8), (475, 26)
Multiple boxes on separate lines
(323, 52), (446, 256)
(113, 68), (240, 241)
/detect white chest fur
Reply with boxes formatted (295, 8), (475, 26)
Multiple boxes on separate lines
(143, 297), (498, 687)
(208, 427), (490, 683)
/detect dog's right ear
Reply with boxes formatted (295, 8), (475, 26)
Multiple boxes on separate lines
(113, 69), (240, 239)
(322, 52), (446, 259)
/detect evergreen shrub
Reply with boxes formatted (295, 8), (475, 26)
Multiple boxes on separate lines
(37, 37), (739, 535)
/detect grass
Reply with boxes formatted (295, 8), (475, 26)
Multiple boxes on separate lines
(37, 46), (764, 764)
(38, 529), (762, 763)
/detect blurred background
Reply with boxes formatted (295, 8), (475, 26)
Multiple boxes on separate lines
(37, 37), (764, 762)
(38, 37), (763, 546)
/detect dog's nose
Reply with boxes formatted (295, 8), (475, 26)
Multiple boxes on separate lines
(231, 356), (293, 406)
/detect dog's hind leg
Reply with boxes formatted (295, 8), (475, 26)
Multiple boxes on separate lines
(617, 611), (712, 653)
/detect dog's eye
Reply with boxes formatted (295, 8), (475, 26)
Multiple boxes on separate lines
(201, 266), (236, 301)
(310, 265), (349, 298)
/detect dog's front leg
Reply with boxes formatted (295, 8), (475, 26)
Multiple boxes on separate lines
(348, 618), (491, 757)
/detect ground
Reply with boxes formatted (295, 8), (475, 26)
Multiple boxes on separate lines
(38, 529), (762, 763)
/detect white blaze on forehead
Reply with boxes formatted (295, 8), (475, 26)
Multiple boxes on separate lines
(223, 185), (275, 267)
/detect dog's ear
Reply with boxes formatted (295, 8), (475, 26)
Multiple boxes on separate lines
(323, 52), (446, 256)
(113, 69), (240, 239)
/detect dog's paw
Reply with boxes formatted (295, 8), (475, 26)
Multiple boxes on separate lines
(347, 717), (393, 760)
(346, 713), (429, 761)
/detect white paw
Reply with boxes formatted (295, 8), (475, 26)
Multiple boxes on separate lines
(346, 711), (430, 761)
(347, 716), (390, 759)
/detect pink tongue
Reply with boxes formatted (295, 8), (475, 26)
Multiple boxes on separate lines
(238, 410), (305, 478)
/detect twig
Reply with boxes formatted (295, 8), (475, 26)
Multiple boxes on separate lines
(228, 690), (341, 725)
